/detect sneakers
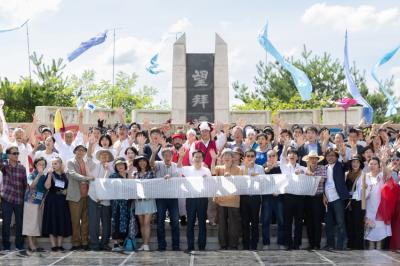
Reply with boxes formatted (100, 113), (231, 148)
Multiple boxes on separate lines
(138, 244), (150, 251)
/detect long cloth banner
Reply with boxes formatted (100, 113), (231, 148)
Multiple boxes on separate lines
(90, 174), (322, 200)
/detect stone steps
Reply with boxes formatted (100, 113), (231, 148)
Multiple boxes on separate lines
(5, 222), (327, 251)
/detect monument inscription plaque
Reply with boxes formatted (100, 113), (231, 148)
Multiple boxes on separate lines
(186, 53), (215, 122)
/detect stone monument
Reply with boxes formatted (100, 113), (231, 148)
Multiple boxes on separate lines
(171, 33), (230, 124)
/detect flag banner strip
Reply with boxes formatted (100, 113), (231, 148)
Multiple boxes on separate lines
(90, 174), (322, 200)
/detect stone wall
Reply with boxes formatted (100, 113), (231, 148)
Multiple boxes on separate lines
(277, 109), (320, 124)
(322, 107), (363, 125)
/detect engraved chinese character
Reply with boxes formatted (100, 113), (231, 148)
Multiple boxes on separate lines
(192, 94), (209, 109)
(192, 70), (208, 87)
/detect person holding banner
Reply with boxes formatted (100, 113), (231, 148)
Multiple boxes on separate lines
(210, 148), (242, 250)
(150, 146), (181, 251)
(240, 149), (264, 250)
(66, 145), (95, 251)
(280, 142), (306, 250)
(178, 148), (214, 252)
(133, 155), (157, 251)
(261, 149), (284, 250)
(302, 150), (326, 250)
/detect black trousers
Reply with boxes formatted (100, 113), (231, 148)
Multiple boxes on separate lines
(345, 200), (365, 249)
(283, 194), (304, 249)
(304, 195), (325, 249)
(240, 195), (261, 250)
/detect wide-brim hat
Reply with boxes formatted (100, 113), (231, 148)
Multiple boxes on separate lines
(73, 144), (88, 154)
(114, 157), (128, 167)
(95, 149), (114, 162)
(133, 155), (150, 168)
(302, 150), (324, 162)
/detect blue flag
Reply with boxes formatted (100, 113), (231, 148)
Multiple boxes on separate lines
(258, 23), (312, 101)
(0, 19), (29, 34)
(146, 53), (164, 75)
(371, 44), (400, 116)
(68, 31), (107, 62)
(344, 31), (373, 124)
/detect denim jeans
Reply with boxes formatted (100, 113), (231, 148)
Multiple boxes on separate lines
(156, 199), (180, 250)
(325, 199), (347, 249)
(186, 198), (208, 250)
(2, 200), (24, 250)
(261, 195), (284, 245)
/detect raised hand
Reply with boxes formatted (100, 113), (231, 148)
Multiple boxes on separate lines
(178, 147), (186, 158)
(98, 111), (105, 121)
(136, 135), (147, 147)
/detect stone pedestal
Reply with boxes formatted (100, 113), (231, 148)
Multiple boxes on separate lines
(171, 34), (187, 124)
(214, 34), (230, 123)
(171, 33), (230, 123)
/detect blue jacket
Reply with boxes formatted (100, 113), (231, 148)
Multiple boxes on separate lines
(331, 161), (350, 200)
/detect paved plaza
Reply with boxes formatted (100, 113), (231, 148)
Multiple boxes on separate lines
(0, 249), (400, 266)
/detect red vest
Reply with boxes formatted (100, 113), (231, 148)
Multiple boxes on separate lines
(194, 140), (217, 169)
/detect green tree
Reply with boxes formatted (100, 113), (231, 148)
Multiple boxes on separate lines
(69, 70), (162, 122)
(0, 53), (74, 122)
(234, 46), (399, 123)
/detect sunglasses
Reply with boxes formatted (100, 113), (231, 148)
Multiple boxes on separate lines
(246, 155), (255, 158)
(269, 154), (276, 157)
(10, 152), (19, 156)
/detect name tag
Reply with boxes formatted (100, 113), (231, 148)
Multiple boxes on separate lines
(55, 179), (65, 189)
(35, 191), (44, 200)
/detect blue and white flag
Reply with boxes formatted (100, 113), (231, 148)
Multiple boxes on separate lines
(146, 53), (164, 75)
(344, 31), (373, 124)
(68, 31), (107, 62)
(0, 19), (29, 34)
(371, 44), (400, 117)
(258, 23), (312, 101)
(85, 101), (96, 113)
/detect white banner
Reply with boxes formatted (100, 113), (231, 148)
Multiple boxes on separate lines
(90, 174), (322, 200)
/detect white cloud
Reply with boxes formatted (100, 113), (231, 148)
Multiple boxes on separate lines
(0, 0), (62, 22)
(168, 17), (191, 33)
(301, 3), (400, 31)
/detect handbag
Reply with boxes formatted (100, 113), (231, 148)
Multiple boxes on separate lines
(123, 237), (136, 251)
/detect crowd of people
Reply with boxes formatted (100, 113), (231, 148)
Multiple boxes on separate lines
(0, 108), (399, 255)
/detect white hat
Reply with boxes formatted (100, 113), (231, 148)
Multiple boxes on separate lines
(186, 128), (197, 136)
(302, 150), (324, 162)
(199, 121), (211, 131)
(246, 128), (256, 137)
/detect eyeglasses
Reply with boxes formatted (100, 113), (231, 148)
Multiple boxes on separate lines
(246, 155), (255, 158)
(269, 154), (276, 157)
(10, 152), (19, 156)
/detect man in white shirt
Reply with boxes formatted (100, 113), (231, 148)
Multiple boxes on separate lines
(280, 140), (307, 250)
(178, 149), (214, 252)
(150, 147), (181, 251)
(86, 143), (114, 251)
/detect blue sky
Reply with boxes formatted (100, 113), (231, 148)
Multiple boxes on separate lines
(0, 0), (399, 107)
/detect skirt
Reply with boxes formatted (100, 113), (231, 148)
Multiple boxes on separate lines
(22, 202), (43, 236)
(42, 193), (72, 237)
(135, 199), (156, 215)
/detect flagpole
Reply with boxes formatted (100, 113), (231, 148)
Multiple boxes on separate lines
(26, 21), (32, 90)
(111, 28), (116, 108)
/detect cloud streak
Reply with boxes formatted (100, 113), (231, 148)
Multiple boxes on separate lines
(302, 3), (400, 31)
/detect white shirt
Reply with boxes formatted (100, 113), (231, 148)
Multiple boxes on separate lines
(11, 141), (32, 176)
(240, 164), (265, 175)
(87, 157), (113, 206)
(113, 138), (130, 158)
(180, 165), (211, 178)
(325, 164), (340, 202)
(54, 131), (83, 164)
